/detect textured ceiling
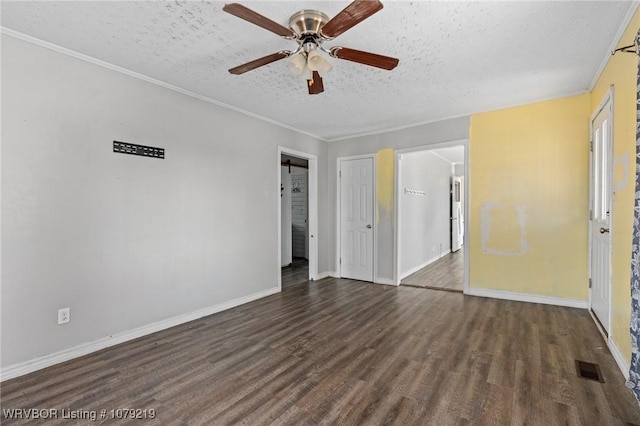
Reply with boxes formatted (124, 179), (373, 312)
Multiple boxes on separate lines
(1, 1), (635, 141)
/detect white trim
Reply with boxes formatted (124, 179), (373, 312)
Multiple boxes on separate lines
(393, 152), (399, 284)
(336, 154), (377, 282)
(609, 337), (630, 381)
(588, 307), (630, 381)
(463, 142), (470, 294)
(335, 158), (341, 279)
(1, 28), (326, 142)
(315, 271), (333, 280)
(589, 307), (608, 339)
(588, 309), (629, 380)
(466, 288), (589, 309)
(399, 250), (452, 281)
(394, 139), (469, 286)
(308, 158), (318, 279)
(591, 86), (615, 122)
(372, 157), (378, 284)
(429, 151), (453, 165)
(328, 113), (472, 142)
(373, 278), (396, 286)
(326, 91), (587, 143)
(277, 147), (318, 286)
(588, 2), (640, 91)
(0, 286), (279, 382)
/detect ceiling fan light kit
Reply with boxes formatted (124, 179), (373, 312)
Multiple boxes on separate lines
(287, 52), (310, 78)
(223, 0), (399, 95)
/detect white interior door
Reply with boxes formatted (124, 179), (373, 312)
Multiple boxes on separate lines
(451, 177), (463, 252)
(590, 96), (613, 332)
(340, 158), (374, 281)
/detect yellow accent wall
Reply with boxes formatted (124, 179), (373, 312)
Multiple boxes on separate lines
(375, 148), (396, 280)
(376, 148), (395, 221)
(590, 7), (640, 364)
(469, 94), (591, 300)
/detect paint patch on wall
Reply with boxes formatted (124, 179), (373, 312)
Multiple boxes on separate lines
(481, 202), (528, 256)
(613, 153), (629, 191)
(376, 149), (395, 221)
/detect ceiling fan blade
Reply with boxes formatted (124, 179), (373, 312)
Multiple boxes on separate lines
(223, 3), (295, 38)
(228, 51), (290, 75)
(320, 0), (383, 39)
(307, 71), (324, 95)
(330, 47), (399, 70)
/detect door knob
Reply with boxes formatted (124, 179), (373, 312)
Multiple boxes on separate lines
(599, 227), (610, 234)
(366, 224), (372, 229)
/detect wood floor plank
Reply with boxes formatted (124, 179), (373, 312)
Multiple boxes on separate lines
(511, 359), (543, 425)
(401, 250), (464, 291)
(2, 268), (640, 425)
(487, 333), (518, 388)
(475, 383), (513, 426)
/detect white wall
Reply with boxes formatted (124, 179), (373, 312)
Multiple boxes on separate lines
(328, 117), (470, 282)
(1, 35), (329, 371)
(399, 151), (452, 278)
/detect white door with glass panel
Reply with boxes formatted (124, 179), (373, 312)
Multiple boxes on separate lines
(590, 96), (613, 332)
(340, 158), (374, 282)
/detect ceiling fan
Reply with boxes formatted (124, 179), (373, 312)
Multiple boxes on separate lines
(223, 0), (399, 95)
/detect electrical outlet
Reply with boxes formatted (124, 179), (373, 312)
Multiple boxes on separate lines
(58, 308), (70, 325)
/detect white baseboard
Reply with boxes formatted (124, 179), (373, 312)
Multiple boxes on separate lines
(315, 271), (333, 280)
(0, 286), (280, 382)
(587, 309), (630, 380)
(466, 287), (589, 309)
(324, 271), (394, 286)
(374, 277), (397, 286)
(608, 337), (630, 380)
(399, 250), (452, 281)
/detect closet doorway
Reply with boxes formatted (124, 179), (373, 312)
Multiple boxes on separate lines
(278, 148), (317, 289)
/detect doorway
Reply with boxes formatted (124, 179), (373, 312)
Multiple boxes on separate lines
(278, 147), (318, 289)
(395, 141), (468, 293)
(589, 90), (613, 334)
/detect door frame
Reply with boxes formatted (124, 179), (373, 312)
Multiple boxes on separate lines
(588, 86), (614, 336)
(277, 147), (318, 289)
(336, 154), (377, 282)
(451, 176), (463, 253)
(394, 139), (470, 292)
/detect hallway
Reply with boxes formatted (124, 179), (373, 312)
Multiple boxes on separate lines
(401, 250), (464, 292)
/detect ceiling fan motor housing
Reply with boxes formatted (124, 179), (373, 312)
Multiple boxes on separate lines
(289, 10), (330, 37)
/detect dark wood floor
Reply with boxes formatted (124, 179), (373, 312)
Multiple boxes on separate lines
(2, 273), (640, 425)
(401, 249), (464, 292)
(281, 257), (309, 289)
